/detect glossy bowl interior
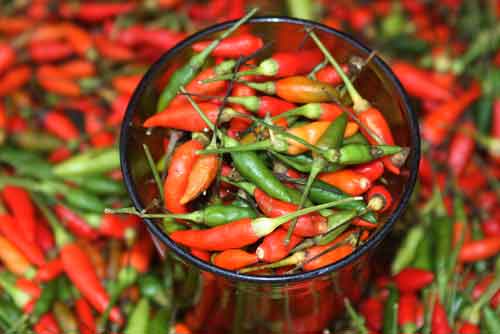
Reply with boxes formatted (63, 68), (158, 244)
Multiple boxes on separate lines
(120, 16), (420, 284)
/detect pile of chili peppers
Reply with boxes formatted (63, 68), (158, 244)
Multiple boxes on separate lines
(0, 0), (499, 333)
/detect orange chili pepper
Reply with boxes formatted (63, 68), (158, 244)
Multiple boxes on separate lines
(0, 235), (34, 277)
(0, 65), (31, 96)
(180, 153), (219, 204)
(318, 169), (371, 196)
(286, 121), (331, 155)
(211, 249), (258, 270)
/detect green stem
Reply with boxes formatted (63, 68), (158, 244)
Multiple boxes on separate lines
(344, 298), (369, 334)
(143, 144), (164, 201)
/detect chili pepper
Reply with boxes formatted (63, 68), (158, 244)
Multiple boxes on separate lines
(34, 313), (61, 334)
(2, 185), (37, 242)
(192, 33), (264, 58)
(458, 322), (481, 334)
(0, 213), (46, 267)
(84, 213), (138, 240)
(148, 308), (171, 334)
(422, 83), (482, 145)
(353, 160), (384, 182)
(359, 297), (383, 332)
(252, 187), (327, 237)
(271, 152), (341, 173)
(459, 237), (500, 262)
(0, 65), (31, 96)
(188, 0), (228, 19)
(29, 40), (74, 63)
(11, 130), (63, 152)
(38, 74), (82, 97)
(36, 218), (55, 253)
(61, 23), (96, 59)
(172, 68), (228, 106)
(0, 43), (15, 75)
(256, 229), (302, 262)
(448, 121), (476, 176)
(392, 224), (425, 274)
(34, 258), (63, 283)
(184, 274), (217, 331)
(211, 249), (258, 270)
(272, 102), (343, 122)
(52, 147), (120, 176)
(42, 110), (80, 141)
(54, 204), (97, 239)
(243, 75), (340, 103)
(0, 235), (35, 277)
(170, 197), (359, 251)
(382, 284), (399, 334)
(482, 306), (500, 333)
(392, 61), (452, 101)
(144, 103), (232, 131)
(75, 297), (96, 334)
(70, 175), (125, 196)
(60, 2), (136, 21)
(157, 9), (257, 111)
(394, 268), (434, 293)
(164, 139), (204, 213)
(226, 95), (296, 117)
(319, 169), (371, 196)
(316, 64), (349, 86)
(366, 185), (392, 213)
(432, 298), (452, 334)
(397, 293), (417, 334)
(93, 35), (134, 61)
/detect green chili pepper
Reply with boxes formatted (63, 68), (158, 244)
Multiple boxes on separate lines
(271, 151), (343, 173)
(432, 215), (452, 301)
(306, 179), (367, 211)
(124, 298), (150, 334)
(139, 274), (169, 307)
(225, 135), (301, 203)
(392, 224), (425, 274)
(231, 198), (252, 209)
(68, 175), (125, 195)
(163, 204), (257, 226)
(11, 131), (63, 151)
(148, 308), (172, 334)
(382, 285), (399, 334)
(30, 280), (57, 322)
(156, 9), (258, 112)
(342, 132), (370, 145)
(52, 147), (120, 177)
(482, 306), (500, 333)
(63, 188), (107, 213)
(0, 147), (53, 179)
(412, 232), (433, 271)
(324, 144), (402, 165)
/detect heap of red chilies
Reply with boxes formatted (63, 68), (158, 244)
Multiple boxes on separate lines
(0, 0), (499, 333)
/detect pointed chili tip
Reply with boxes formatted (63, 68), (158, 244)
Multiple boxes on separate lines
(391, 147), (410, 168)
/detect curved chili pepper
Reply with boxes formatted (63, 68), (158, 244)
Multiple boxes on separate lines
(180, 152), (219, 204)
(256, 229), (302, 262)
(0, 65), (31, 96)
(34, 258), (63, 282)
(482, 215), (500, 237)
(75, 297), (96, 334)
(353, 160), (384, 182)
(286, 121), (331, 154)
(164, 139), (204, 213)
(459, 237), (500, 262)
(319, 169), (371, 196)
(0, 235), (34, 277)
(192, 33), (264, 58)
(2, 185), (37, 242)
(422, 83), (481, 145)
(392, 61), (452, 101)
(144, 103), (231, 131)
(211, 249), (258, 270)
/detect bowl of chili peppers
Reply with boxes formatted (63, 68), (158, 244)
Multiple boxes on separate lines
(119, 11), (420, 282)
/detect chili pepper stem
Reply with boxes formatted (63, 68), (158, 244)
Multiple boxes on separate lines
(307, 29), (370, 113)
(239, 251), (306, 273)
(143, 144), (164, 201)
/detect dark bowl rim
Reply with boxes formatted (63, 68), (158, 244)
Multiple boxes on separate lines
(120, 15), (421, 284)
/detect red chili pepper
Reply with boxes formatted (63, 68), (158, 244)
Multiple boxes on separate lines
(211, 249), (258, 270)
(231, 95), (296, 117)
(192, 33), (264, 58)
(2, 185), (37, 242)
(392, 61), (453, 101)
(458, 322), (481, 334)
(0, 235), (34, 277)
(398, 293), (417, 333)
(353, 160), (384, 182)
(0, 65), (31, 96)
(316, 64), (349, 86)
(144, 103), (225, 131)
(459, 237), (500, 262)
(164, 140), (204, 213)
(112, 74), (141, 96)
(54, 204), (98, 240)
(254, 188), (327, 237)
(42, 110), (80, 141)
(482, 215), (500, 238)
(61, 242), (123, 324)
(29, 40), (73, 63)
(0, 214), (46, 267)
(359, 297), (383, 331)
(16, 278), (41, 299)
(59, 2), (136, 21)
(476, 191), (498, 214)
(181, 151), (219, 205)
(432, 298), (452, 334)
(422, 83), (481, 145)
(38, 74), (82, 97)
(94, 35), (134, 61)
(303, 241), (355, 271)
(319, 169), (372, 196)
(366, 185), (392, 213)
(36, 218), (55, 252)
(48, 147), (72, 163)
(188, 0), (228, 20)
(0, 43), (15, 75)
(34, 313), (61, 334)
(172, 67), (227, 106)
(394, 268), (434, 292)
(75, 297), (96, 334)
(58, 60), (96, 79)
(349, 6), (374, 31)
(107, 94), (131, 126)
(256, 229), (302, 263)
(191, 249), (211, 262)
(122, 230), (153, 273)
(94, 213), (139, 240)
(61, 22), (95, 58)
(34, 257), (63, 282)
(448, 121), (476, 176)
(184, 275), (217, 331)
